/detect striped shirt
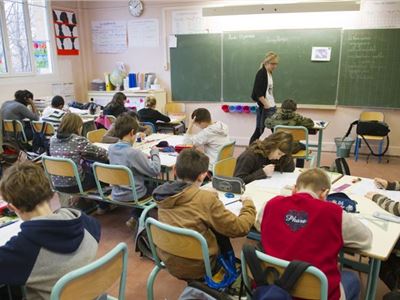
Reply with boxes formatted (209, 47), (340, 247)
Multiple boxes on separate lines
(41, 107), (65, 131)
(372, 180), (400, 216)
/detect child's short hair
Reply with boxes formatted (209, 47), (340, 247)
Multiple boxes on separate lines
(281, 99), (297, 111)
(145, 96), (157, 108)
(191, 108), (211, 123)
(15, 90), (34, 106)
(0, 161), (54, 212)
(175, 149), (209, 181)
(51, 95), (65, 108)
(58, 113), (83, 135)
(114, 114), (139, 139)
(296, 168), (331, 193)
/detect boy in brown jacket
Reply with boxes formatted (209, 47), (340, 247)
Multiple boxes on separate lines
(152, 149), (256, 280)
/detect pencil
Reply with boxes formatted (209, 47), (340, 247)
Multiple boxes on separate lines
(225, 199), (241, 206)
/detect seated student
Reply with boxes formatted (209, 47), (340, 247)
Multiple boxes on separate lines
(183, 108), (230, 170)
(103, 92), (128, 118)
(101, 111), (151, 144)
(108, 114), (161, 227)
(137, 96), (170, 130)
(265, 98), (314, 130)
(49, 113), (108, 192)
(152, 148), (256, 280)
(0, 90), (39, 140)
(42, 95), (67, 131)
(234, 131), (295, 184)
(366, 178), (400, 291)
(261, 168), (372, 300)
(0, 161), (100, 300)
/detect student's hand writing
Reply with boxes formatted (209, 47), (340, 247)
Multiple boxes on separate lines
(365, 191), (379, 200)
(240, 196), (253, 203)
(263, 164), (275, 177)
(374, 178), (388, 189)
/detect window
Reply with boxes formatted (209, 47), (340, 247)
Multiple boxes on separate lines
(0, 0), (52, 76)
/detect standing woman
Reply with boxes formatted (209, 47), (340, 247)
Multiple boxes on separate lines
(249, 52), (279, 145)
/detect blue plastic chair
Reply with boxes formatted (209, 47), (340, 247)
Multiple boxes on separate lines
(241, 248), (328, 300)
(50, 242), (128, 300)
(145, 217), (215, 300)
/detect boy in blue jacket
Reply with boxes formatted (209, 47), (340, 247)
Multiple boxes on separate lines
(0, 162), (101, 300)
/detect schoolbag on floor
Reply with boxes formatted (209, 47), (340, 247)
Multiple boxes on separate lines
(179, 281), (232, 300)
(242, 244), (311, 300)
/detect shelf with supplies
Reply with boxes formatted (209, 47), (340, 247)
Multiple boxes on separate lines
(87, 90), (167, 113)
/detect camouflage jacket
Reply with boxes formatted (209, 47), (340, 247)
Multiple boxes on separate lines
(265, 109), (314, 129)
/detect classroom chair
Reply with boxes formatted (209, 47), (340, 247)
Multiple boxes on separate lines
(354, 111), (385, 163)
(213, 157), (236, 177)
(241, 247), (328, 300)
(216, 141), (236, 162)
(42, 155), (98, 199)
(165, 102), (185, 114)
(50, 242), (128, 300)
(3, 119), (28, 144)
(145, 217), (215, 300)
(31, 121), (55, 136)
(105, 115), (117, 124)
(87, 128), (107, 143)
(274, 125), (315, 167)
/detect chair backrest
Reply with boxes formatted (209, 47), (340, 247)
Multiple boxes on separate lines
(105, 115), (117, 124)
(140, 122), (156, 134)
(241, 249), (328, 300)
(165, 102), (185, 114)
(274, 125), (308, 142)
(3, 119), (28, 142)
(216, 141), (235, 161)
(50, 242), (128, 300)
(42, 155), (83, 193)
(145, 217), (213, 278)
(31, 121), (55, 136)
(360, 111), (384, 122)
(92, 162), (139, 201)
(213, 157), (237, 177)
(86, 128), (107, 143)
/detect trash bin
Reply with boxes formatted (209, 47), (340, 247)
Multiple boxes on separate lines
(335, 137), (355, 158)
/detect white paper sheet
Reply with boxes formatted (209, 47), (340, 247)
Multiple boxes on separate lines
(92, 21), (127, 53)
(347, 178), (400, 202)
(0, 220), (22, 247)
(128, 19), (159, 48)
(172, 10), (203, 34)
(219, 193), (242, 216)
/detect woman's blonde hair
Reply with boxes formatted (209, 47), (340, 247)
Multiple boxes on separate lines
(58, 113), (83, 135)
(250, 131), (293, 157)
(260, 51), (279, 68)
(145, 95), (157, 108)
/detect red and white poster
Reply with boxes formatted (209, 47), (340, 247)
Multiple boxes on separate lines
(53, 9), (79, 55)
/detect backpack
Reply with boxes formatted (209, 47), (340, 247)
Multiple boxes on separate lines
(242, 245), (311, 300)
(179, 281), (232, 300)
(32, 122), (50, 154)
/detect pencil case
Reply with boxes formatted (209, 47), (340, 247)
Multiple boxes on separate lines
(212, 176), (245, 194)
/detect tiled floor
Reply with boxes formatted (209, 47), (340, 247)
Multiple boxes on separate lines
(96, 151), (400, 299)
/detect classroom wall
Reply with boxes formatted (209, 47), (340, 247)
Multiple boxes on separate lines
(82, 0), (400, 155)
(0, 1), (87, 102)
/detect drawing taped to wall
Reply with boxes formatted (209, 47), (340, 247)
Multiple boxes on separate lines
(53, 9), (79, 55)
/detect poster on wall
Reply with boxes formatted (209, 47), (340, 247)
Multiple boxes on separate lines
(53, 9), (79, 55)
(33, 41), (49, 69)
(128, 19), (159, 48)
(91, 21), (127, 53)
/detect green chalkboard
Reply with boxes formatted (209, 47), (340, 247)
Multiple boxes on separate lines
(223, 29), (341, 104)
(339, 29), (400, 108)
(170, 34), (221, 102)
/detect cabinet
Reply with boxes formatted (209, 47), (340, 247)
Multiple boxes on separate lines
(87, 90), (167, 113)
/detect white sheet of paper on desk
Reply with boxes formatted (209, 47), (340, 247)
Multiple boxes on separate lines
(0, 220), (22, 247)
(254, 169), (301, 190)
(347, 179), (400, 202)
(220, 194), (242, 216)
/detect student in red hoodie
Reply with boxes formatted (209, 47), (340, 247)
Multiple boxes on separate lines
(261, 168), (372, 300)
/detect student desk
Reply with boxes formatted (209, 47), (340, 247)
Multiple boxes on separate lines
(211, 172), (399, 300)
(94, 133), (185, 180)
(310, 120), (329, 167)
(157, 115), (186, 135)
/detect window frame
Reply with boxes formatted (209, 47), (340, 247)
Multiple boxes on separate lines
(0, 0), (55, 78)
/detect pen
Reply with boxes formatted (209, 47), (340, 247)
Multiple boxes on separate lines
(225, 199), (241, 206)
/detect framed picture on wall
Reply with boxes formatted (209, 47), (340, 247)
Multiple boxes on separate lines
(53, 9), (79, 55)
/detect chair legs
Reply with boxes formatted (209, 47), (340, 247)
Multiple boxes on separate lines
(378, 140), (383, 163)
(147, 266), (162, 300)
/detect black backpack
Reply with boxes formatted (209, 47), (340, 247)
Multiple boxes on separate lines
(32, 122), (50, 155)
(242, 245), (311, 300)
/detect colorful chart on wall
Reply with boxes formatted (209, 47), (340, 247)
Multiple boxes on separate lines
(52, 9), (79, 55)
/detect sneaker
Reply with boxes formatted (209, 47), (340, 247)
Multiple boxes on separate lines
(125, 217), (137, 230)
